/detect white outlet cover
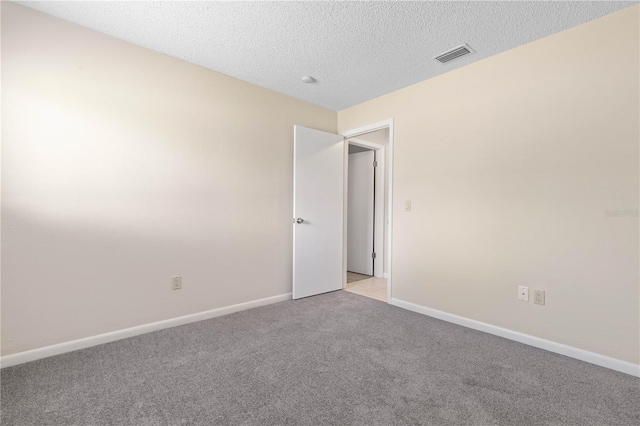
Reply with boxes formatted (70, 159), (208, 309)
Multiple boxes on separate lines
(518, 286), (529, 302)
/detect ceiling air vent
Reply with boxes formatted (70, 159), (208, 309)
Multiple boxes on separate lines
(434, 44), (474, 64)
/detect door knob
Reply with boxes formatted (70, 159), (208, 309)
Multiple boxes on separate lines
(295, 218), (304, 224)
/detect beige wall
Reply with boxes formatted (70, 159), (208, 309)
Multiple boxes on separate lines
(1, 3), (336, 356)
(3, 2), (638, 365)
(339, 7), (640, 363)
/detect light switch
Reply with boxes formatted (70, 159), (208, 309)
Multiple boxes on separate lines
(405, 201), (411, 212)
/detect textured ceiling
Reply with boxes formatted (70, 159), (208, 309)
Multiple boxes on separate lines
(17, 1), (638, 111)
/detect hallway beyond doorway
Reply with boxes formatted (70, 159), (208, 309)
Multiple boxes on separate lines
(344, 277), (387, 302)
(347, 271), (370, 283)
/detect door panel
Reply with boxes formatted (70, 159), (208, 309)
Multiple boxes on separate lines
(293, 126), (344, 299)
(347, 150), (375, 275)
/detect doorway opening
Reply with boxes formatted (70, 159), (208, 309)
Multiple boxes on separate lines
(341, 122), (392, 302)
(291, 120), (393, 302)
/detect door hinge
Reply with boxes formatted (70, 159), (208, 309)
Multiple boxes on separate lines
(373, 160), (378, 168)
(372, 252), (377, 259)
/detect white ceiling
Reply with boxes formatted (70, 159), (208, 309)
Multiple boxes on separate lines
(18, 1), (638, 111)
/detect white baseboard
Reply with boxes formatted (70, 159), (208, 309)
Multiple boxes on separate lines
(1, 293), (292, 369)
(389, 298), (640, 378)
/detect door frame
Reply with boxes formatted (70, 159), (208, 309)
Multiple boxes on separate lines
(340, 119), (394, 302)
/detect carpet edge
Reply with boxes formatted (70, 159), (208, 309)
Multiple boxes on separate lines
(389, 297), (640, 377)
(0, 292), (292, 368)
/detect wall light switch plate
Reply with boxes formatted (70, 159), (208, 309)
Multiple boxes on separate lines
(518, 286), (529, 302)
(171, 276), (182, 290)
(534, 289), (545, 305)
(405, 201), (412, 212)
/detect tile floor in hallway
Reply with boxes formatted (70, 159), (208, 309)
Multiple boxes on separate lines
(346, 271), (371, 283)
(344, 276), (387, 302)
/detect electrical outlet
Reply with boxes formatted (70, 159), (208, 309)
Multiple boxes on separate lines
(534, 289), (545, 305)
(405, 201), (412, 212)
(518, 286), (529, 302)
(171, 276), (182, 290)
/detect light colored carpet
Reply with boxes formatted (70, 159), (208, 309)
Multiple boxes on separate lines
(2, 291), (639, 425)
(347, 271), (371, 283)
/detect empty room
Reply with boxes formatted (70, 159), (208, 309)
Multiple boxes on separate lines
(1, 1), (639, 425)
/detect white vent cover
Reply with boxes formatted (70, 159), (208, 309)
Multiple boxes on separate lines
(434, 44), (475, 64)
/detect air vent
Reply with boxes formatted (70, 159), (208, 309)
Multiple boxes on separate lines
(434, 44), (474, 64)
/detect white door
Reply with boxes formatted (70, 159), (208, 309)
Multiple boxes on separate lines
(347, 150), (375, 275)
(293, 125), (344, 299)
